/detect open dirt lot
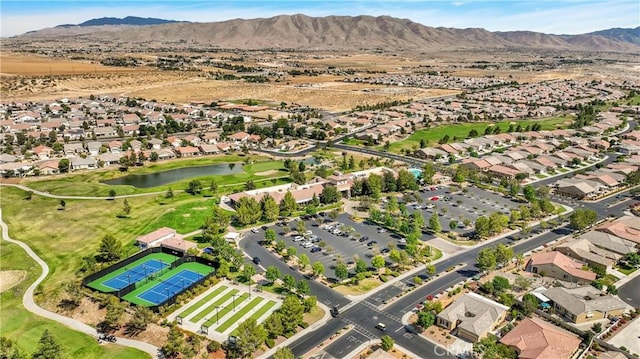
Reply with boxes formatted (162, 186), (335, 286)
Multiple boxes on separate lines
(0, 270), (27, 292)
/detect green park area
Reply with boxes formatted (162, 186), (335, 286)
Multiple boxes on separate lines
(0, 240), (150, 359)
(380, 116), (573, 153)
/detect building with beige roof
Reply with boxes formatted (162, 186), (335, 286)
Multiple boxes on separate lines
(596, 216), (640, 244)
(525, 251), (596, 284)
(436, 292), (509, 342)
(543, 286), (630, 323)
(500, 317), (581, 359)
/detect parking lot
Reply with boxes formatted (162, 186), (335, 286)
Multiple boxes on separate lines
(402, 185), (522, 237)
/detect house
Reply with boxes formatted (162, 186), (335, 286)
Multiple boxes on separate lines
(148, 138), (163, 150)
(199, 144), (220, 155)
(414, 147), (447, 160)
(97, 152), (124, 166)
(461, 158), (492, 171)
(543, 286), (630, 323)
(34, 160), (60, 175)
(32, 145), (54, 160)
(595, 216), (640, 245)
(108, 140), (122, 153)
(63, 143), (85, 156)
(161, 237), (198, 254)
(135, 227), (178, 249)
(500, 317), (581, 359)
(0, 154), (17, 164)
(488, 165), (521, 180)
(176, 146), (200, 157)
(578, 231), (637, 256)
(86, 141), (102, 156)
(436, 292), (509, 342)
(555, 239), (619, 269)
(93, 126), (117, 138)
(70, 157), (97, 171)
(525, 251), (596, 284)
(554, 178), (602, 199)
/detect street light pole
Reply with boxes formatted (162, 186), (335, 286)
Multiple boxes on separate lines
(232, 294), (237, 312)
(215, 306), (220, 324)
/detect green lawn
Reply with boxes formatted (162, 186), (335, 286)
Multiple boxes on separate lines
(203, 292), (250, 328)
(215, 296), (264, 332)
(140, 198), (218, 235)
(178, 285), (228, 319)
(617, 266), (637, 276)
(230, 300), (277, 336)
(381, 116), (573, 153)
(189, 289), (239, 323)
(0, 241), (150, 359)
(87, 253), (179, 292)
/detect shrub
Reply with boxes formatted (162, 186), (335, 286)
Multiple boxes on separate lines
(300, 321), (309, 329)
(380, 275), (388, 282)
(207, 341), (221, 352)
(265, 338), (275, 348)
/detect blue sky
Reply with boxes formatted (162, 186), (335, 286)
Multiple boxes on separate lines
(1, 1), (638, 37)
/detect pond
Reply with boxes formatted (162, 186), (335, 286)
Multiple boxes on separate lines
(102, 163), (244, 188)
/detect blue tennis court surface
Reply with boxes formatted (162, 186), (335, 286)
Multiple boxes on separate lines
(137, 269), (204, 305)
(103, 259), (167, 290)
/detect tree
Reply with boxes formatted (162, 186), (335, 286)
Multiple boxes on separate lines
(366, 173), (382, 199)
(97, 234), (122, 262)
(591, 322), (603, 334)
(514, 275), (532, 291)
(626, 252), (640, 268)
(488, 212), (508, 235)
(426, 265), (436, 276)
(312, 261), (325, 277)
(523, 184), (536, 203)
(242, 265), (256, 282)
(449, 220), (458, 230)
(58, 158), (70, 173)
(265, 266), (281, 283)
(355, 258), (367, 273)
(108, 189), (116, 198)
(334, 262), (348, 281)
(298, 253), (310, 270)
(371, 255), (385, 269)
(282, 274), (296, 291)
(380, 335), (394, 351)
(202, 206), (231, 237)
(417, 311), (436, 328)
(422, 163), (437, 184)
(320, 185), (340, 204)
(428, 212), (441, 233)
(263, 312), (284, 339)
(236, 197), (262, 225)
(59, 199), (66, 210)
(0, 336), (26, 359)
(279, 295), (304, 333)
(165, 188), (174, 200)
(521, 293), (539, 316)
(265, 228), (276, 243)
(186, 179), (202, 195)
(260, 194), (279, 222)
(607, 284), (618, 295)
(122, 198), (131, 215)
(494, 244), (513, 266)
(475, 216), (490, 238)
(476, 248), (497, 271)
(209, 179), (218, 193)
(296, 280), (310, 295)
(296, 220), (306, 235)
(235, 317), (268, 358)
(31, 330), (62, 359)
(569, 209), (598, 230)
(280, 191), (297, 216)
(274, 347), (295, 359)
(492, 276), (511, 292)
(126, 306), (154, 333)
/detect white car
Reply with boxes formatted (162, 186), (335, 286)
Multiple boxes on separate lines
(304, 230), (313, 236)
(293, 236), (304, 242)
(398, 238), (406, 244)
(302, 242), (314, 248)
(309, 234), (318, 241)
(378, 228), (386, 233)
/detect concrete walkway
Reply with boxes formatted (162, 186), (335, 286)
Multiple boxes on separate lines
(0, 183), (164, 200)
(0, 208), (159, 358)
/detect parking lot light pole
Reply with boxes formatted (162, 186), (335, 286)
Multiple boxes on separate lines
(232, 294), (237, 311)
(215, 306), (220, 324)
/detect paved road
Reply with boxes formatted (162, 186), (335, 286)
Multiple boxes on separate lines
(0, 208), (160, 358)
(618, 274), (640, 308)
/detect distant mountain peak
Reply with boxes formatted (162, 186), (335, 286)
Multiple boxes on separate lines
(56, 16), (186, 28)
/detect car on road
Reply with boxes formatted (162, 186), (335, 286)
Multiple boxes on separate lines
(252, 257), (261, 264)
(375, 323), (387, 331)
(251, 228), (259, 233)
(330, 306), (339, 317)
(261, 226), (268, 230)
(310, 247), (322, 253)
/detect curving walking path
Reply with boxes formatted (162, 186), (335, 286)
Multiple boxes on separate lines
(0, 208), (159, 358)
(0, 183), (164, 200)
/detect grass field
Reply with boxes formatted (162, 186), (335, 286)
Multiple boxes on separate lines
(203, 292), (250, 327)
(140, 198), (218, 235)
(86, 253), (179, 292)
(189, 289), (240, 323)
(380, 116), (573, 153)
(226, 300), (277, 335)
(0, 241), (150, 359)
(22, 155), (285, 197)
(215, 296), (264, 332)
(122, 262), (215, 307)
(177, 285), (228, 318)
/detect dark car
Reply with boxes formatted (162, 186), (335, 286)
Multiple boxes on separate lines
(359, 236), (368, 242)
(330, 306), (339, 317)
(381, 248), (391, 254)
(261, 226), (268, 230)
(310, 247), (321, 253)
(367, 240), (378, 247)
(252, 256), (261, 264)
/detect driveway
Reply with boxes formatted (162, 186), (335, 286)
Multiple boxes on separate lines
(607, 317), (640, 356)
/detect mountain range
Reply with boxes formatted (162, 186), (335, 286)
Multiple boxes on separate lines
(16, 14), (640, 52)
(56, 16), (186, 27)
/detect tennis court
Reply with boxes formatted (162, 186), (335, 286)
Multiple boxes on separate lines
(103, 259), (168, 290)
(87, 252), (178, 292)
(138, 269), (204, 305)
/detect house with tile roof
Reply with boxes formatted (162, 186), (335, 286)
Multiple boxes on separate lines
(436, 292), (509, 342)
(543, 286), (630, 323)
(596, 216), (640, 245)
(555, 238), (620, 269)
(525, 251), (596, 284)
(500, 317), (581, 359)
